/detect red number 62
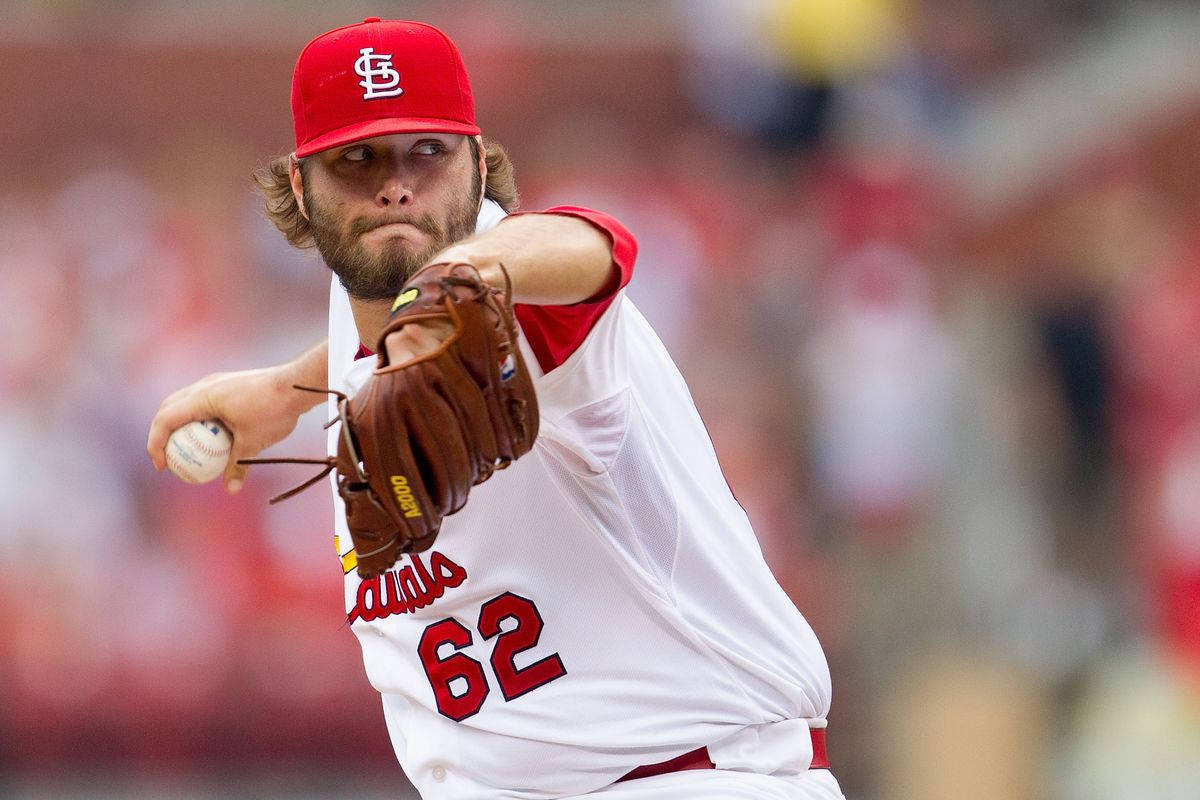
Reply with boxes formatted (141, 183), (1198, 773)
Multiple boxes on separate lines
(417, 592), (567, 721)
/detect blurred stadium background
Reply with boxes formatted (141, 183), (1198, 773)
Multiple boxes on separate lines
(2, 0), (1199, 798)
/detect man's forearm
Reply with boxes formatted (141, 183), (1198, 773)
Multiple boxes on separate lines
(437, 213), (615, 306)
(281, 339), (331, 407)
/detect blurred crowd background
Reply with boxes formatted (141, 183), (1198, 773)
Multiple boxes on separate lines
(2, 1), (1199, 798)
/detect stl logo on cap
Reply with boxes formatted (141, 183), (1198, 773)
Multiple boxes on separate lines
(355, 47), (403, 100)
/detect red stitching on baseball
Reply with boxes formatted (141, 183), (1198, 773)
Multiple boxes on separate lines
(181, 426), (230, 459)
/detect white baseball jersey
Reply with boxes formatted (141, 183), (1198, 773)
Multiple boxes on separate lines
(326, 200), (834, 799)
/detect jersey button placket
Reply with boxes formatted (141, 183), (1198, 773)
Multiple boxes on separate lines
(431, 765), (448, 782)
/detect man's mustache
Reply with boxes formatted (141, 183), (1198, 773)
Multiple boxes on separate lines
(350, 215), (441, 237)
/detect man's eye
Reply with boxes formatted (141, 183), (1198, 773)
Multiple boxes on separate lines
(413, 142), (445, 156)
(343, 147), (372, 162)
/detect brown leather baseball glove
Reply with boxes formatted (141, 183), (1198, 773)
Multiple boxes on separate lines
(242, 262), (538, 578)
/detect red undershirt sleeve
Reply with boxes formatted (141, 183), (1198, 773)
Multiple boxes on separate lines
(507, 205), (637, 373)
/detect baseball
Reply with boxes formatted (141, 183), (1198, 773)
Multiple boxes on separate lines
(166, 419), (233, 484)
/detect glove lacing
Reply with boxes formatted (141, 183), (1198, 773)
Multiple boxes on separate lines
(237, 385), (365, 503)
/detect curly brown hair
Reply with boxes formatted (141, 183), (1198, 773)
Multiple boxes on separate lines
(252, 137), (520, 248)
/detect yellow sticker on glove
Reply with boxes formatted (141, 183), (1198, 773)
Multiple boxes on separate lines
(391, 287), (419, 313)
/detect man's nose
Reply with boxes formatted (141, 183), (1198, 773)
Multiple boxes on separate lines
(376, 160), (413, 207)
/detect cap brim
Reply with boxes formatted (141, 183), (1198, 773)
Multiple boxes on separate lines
(295, 117), (481, 158)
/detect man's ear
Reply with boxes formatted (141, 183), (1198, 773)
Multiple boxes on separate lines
(289, 155), (309, 220)
(474, 135), (487, 212)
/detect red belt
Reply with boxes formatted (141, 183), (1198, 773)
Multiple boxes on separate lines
(618, 726), (829, 783)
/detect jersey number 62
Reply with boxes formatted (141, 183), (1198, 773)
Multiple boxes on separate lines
(417, 591), (567, 721)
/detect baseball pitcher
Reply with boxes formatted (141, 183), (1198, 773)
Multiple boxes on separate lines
(148, 18), (844, 800)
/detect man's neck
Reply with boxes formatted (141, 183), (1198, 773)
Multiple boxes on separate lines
(349, 298), (395, 354)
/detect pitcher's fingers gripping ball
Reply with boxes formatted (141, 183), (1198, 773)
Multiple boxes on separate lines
(242, 262), (539, 578)
(166, 419), (233, 484)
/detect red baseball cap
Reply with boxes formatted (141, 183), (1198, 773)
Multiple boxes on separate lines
(291, 18), (480, 158)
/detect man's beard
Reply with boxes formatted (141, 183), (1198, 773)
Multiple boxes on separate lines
(306, 169), (481, 301)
